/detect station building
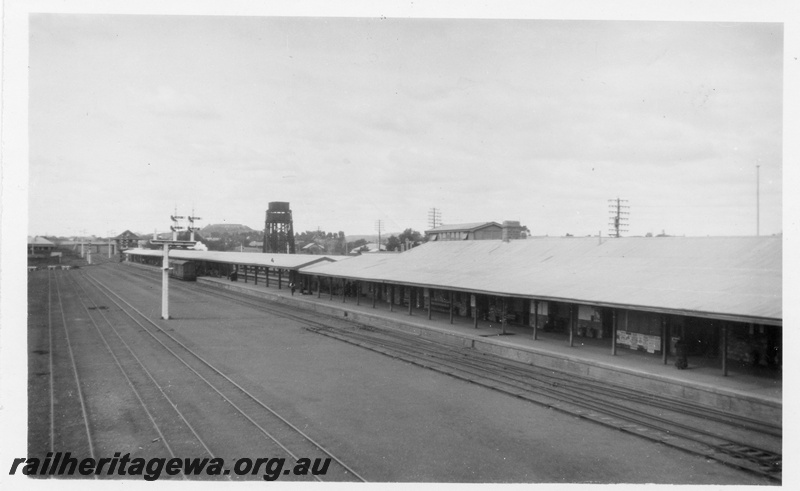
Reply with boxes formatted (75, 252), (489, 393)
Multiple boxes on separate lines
(425, 221), (527, 241)
(115, 230), (142, 251)
(27, 236), (57, 258)
(298, 236), (781, 373)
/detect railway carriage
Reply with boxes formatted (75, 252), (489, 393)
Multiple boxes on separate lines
(169, 259), (197, 281)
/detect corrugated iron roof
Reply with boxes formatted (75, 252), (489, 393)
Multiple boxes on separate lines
(28, 236), (56, 246)
(124, 249), (347, 269)
(425, 222), (501, 233)
(299, 237), (782, 324)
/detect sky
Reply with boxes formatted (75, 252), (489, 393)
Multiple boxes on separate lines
(24, 8), (785, 239)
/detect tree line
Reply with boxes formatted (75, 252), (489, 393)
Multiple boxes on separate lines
(141, 228), (426, 254)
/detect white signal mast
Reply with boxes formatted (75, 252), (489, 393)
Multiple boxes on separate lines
(170, 206), (185, 241)
(152, 209), (195, 320)
(188, 208), (202, 242)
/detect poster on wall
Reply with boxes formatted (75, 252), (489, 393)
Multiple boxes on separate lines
(646, 336), (662, 353)
(616, 330), (662, 353)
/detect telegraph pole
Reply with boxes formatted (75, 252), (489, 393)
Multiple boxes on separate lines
(428, 208), (442, 229)
(608, 198), (629, 238)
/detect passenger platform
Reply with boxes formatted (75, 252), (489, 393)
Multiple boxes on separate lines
(190, 273), (781, 427)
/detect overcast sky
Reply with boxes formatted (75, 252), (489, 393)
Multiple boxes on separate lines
(27, 12), (784, 238)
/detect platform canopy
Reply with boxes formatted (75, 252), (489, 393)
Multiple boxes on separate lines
(300, 236), (782, 325)
(124, 248), (346, 270)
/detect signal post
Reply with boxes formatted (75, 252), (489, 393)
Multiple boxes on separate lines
(152, 209), (200, 320)
(150, 238), (196, 319)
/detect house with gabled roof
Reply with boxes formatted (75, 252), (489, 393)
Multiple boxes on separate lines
(115, 230), (142, 250)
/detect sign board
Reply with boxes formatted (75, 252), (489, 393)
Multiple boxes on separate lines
(470, 294), (476, 307)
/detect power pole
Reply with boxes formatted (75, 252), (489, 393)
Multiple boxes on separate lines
(428, 208), (442, 229)
(608, 198), (629, 238)
(375, 220), (383, 251)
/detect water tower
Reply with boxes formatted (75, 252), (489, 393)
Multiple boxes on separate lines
(263, 202), (295, 254)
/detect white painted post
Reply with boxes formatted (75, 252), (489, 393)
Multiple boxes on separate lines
(87, 245), (92, 264)
(80, 242), (85, 258)
(162, 244), (170, 319)
(108, 238), (112, 258)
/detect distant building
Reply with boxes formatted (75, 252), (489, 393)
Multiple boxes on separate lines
(301, 242), (326, 255)
(350, 242), (386, 254)
(500, 221), (526, 241)
(426, 222), (502, 241)
(115, 230), (141, 250)
(28, 236), (57, 257)
(425, 221), (527, 242)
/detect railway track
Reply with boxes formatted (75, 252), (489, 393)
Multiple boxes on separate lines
(108, 264), (782, 482)
(303, 323), (782, 481)
(47, 270), (98, 478)
(63, 271), (220, 481)
(76, 270), (366, 483)
(46, 269), (208, 480)
(132, 265), (782, 482)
